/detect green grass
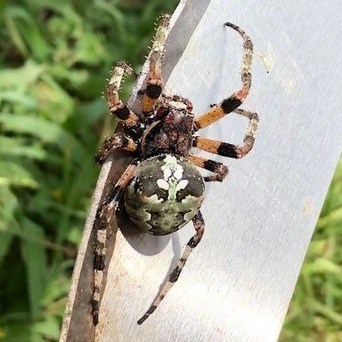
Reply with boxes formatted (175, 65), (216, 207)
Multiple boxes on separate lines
(0, 1), (340, 341)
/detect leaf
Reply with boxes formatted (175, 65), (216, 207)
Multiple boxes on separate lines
(0, 91), (38, 109)
(0, 232), (15, 268)
(0, 322), (41, 342)
(31, 316), (60, 340)
(43, 275), (70, 307)
(0, 60), (45, 91)
(5, 6), (50, 61)
(0, 185), (18, 266)
(0, 161), (38, 188)
(0, 136), (47, 160)
(75, 32), (105, 65)
(0, 114), (87, 164)
(21, 219), (47, 316)
(305, 258), (342, 275)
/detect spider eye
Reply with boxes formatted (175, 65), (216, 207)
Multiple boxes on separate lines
(169, 100), (187, 110)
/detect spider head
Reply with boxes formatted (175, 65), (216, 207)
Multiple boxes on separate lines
(142, 98), (195, 158)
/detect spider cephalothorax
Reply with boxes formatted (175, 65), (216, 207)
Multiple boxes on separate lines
(141, 102), (195, 158)
(92, 14), (259, 326)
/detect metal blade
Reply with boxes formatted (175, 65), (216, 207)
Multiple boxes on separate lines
(61, 0), (342, 341)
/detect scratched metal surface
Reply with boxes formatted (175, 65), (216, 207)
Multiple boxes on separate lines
(95, 1), (341, 342)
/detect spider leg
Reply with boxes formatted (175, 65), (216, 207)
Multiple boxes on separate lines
(141, 14), (170, 115)
(194, 23), (253, 130)
(193, 109), (259, 159)
(137, 211), (205, 325)
(95, 132), (138, 165)
(107, 61), (140, 127)
(92, 162), (138, 325)
(187, 153), (229, 182)
(161, 94), (193, 112)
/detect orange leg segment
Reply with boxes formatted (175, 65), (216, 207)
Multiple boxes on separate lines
(194, 22), (254, 130)
(141, 14), (170, 115)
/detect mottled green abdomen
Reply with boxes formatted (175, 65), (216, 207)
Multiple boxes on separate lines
(124, 154), (205, 235)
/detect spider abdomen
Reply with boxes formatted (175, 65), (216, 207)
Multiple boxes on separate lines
(124, 154), (205, 235)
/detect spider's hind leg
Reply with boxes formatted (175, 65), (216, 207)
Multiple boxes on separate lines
(141, 14), (170, 115)
(137, 212), (205, 325)
(194, 109), (259, 159)
(92, 162), (137, 325)
(187, 153), (229, 182)
(194, 23), (253, 130)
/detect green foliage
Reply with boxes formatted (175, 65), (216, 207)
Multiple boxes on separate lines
(0, 0), (178, 340)
(0, 0), (340, 341)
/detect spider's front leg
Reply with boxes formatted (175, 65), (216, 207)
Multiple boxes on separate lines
(191, 23), (259, 179)
(92, 162), (138, 325)
(141, 14), (170, 115)
(194, 22), (253, 130)
(107, 61), (140, 127)
(97, 61), (142, 164)
(137, 212), (205, 325)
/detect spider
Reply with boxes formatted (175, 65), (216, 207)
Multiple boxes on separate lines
(92, 14), (259, 326)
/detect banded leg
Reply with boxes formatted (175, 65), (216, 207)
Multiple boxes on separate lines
(95, 132), (138, 165)
(162, 94), (193, 112)
(137, 211), (205, 325)
(188, 153), (229, 182)
(92, 162), (138, 325)
(194, 22), (253, 130)
(193, 109), (259, 159)
(141, 14), (170, 115)
(107, 61), (140, 127)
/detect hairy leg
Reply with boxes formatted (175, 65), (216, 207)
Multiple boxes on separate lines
(141, 14), (171, 115)
(187, 153), (229, 182)
(162, 94), (193, 111)
(193, 109), (259, 159)
(95, 132), (138, 165)
(194, 23), (254, 130)
(106, 61), (140, 127)
(92, 162), (138, 325)
(137, 212), (205, 324)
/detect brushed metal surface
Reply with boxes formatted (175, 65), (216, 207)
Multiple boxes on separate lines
(98, 1), (342, 341)
(63, 0), (342, 341)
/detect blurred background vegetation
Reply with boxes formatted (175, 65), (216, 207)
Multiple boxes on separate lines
(0, 0), (340, 341)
